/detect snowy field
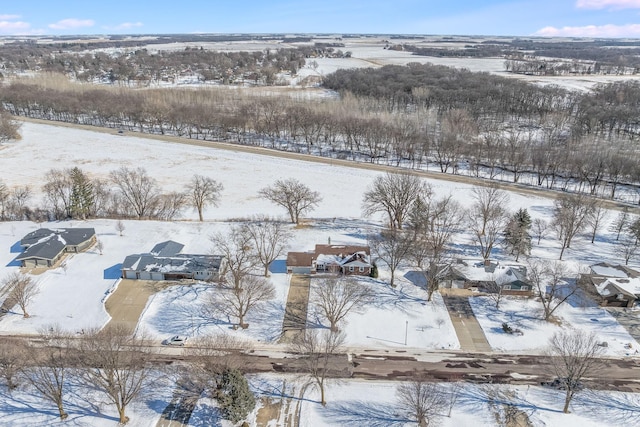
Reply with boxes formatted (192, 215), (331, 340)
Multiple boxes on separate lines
(0, 106), (640, 426)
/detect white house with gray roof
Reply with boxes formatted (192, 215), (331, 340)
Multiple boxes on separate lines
(121, 240), (225, 281)
(15, 228), (96, 268)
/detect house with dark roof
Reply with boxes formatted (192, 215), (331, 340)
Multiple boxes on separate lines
(15, 228), (96, 268)
(121, 241), (224, 281)
(286, 244), (371, 276)
(441, 259), (533, 296)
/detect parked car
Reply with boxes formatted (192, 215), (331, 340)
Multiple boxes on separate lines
(163, 335), (188, 346)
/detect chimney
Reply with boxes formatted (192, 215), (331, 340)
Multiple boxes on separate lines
(484, 259), (491, 267)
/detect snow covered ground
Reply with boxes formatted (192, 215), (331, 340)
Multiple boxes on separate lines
(1, 122), (640, 425)
(469, 296), (638, 356)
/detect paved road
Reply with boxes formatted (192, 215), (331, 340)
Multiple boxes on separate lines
(442, 295), (492, 352)
(280, 275), (311, 343)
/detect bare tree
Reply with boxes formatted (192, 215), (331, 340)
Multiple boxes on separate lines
(9, 185), (31, 220)
(587, 202), (608, 244)
(43, 169), (74, 219)
(213, 275), (275, 329)
(362, 172), (432, 230)
(23, 326), (73, 420)
(552, 194), (594, 260)
(0, 180), (9, 220)
(258, 178), (322, 225)
(79, 325), (151, 425)
(546, 330), (604, 413)
(290, 329), (345, 406)
(2, 272), (39, 318)
(311, 277), (373, 332)
(484, 274), (510, 310)
(116, 220), (125, 236)
(408, 195), (463, 301)
(371, 230), (413, 287)
(0, 109), (21, 143)
(242, 217), (292, 277)
(614, 238), (638, 266)
(95, 239), (104, 255)
(470, 185), (509, 236)
(468, 186), (509, 261)
(110, 167), (160, 219)
(0, 338), (27, 391)
(396, 377), (447, 427)
(610, 208), (630, 241)
(532, 218), (548, 245)
(528, 260), (578, 321)
(187, 174), (223, 221)
(211, 227), (259, 290)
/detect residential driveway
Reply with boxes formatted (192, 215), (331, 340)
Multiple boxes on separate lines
(104, 279), (160, 334)
(156, 376), (202, 427)
(605, 307), (640, 345)
(280, 274), (311, 343)
(442, 294), (492, 353)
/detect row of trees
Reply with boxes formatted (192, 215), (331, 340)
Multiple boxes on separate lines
(0, 166), (223, 222)
(4, 67), (640, 202)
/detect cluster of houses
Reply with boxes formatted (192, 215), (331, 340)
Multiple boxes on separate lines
(12, 228), (640, 308)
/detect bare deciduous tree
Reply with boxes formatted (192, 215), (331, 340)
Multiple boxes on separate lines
(259, 178), (322, 225)
(2, 272), (39, 318)
(23, 326), (73, 420)
(0, 338), (27, 391)
(211, 227), (259, 289)
(371, 230), (413, 288)
(110, 167), (160, 219)
(0, 109), (21, 143)
(546, 330), (604, 413)
(116, 220), (125, 237)
(290, 329), (345, 406)
(532, 218), (548, 245)
(552, 194), (594, 260)
(95, 239), (104, 255)
(610, 208), (630, 241)
(615, 238), (638, 265)
(362, 172), (432, 230)
(79, 325), (151, 425)
(213, 275), (275, 329)
(468, 186), (509, 261)
(187, 174), (223, 221)
(396, 377), (447, 427)
(587, 201), (608, 244)
(528, 260), (578, 321)
(242, 217), (292, 277)
(408, 195), (464, 300)
(311, 277), (373, 332)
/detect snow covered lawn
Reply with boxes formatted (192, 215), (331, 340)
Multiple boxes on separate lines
(469, 295), (639, 356)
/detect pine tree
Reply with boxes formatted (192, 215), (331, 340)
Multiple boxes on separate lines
(503, 208), (532, 261)
(216, 368), (255, 424)
(69, 167), (94, 219)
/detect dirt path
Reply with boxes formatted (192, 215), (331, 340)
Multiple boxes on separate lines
(104, 279), (160, 334)
(442, 294), (492, 353)
(280, 275), (311, 343)
(18, 117), (631, 211)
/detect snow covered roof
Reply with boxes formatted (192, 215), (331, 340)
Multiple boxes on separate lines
(596, 277), (640, 298)
(450, 259), (529, 284)
(123, 254), (224, 273)
(589, 262), (640, 279)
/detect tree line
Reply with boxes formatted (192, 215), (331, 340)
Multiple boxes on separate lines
(3, 63), (640, 202)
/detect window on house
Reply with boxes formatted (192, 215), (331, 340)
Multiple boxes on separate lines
(349, 266), (354, 272)
(502, 285), (512, 290)
(521, 286), (528, 291)
(359, 266), (364, 272)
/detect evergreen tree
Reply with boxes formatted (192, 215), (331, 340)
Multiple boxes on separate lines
(69, 167), (94, 219)
(216, 368), (255, 424)
(503, 208), (532, 261)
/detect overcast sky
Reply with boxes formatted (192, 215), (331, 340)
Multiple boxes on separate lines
(2, 0), (640, 38)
